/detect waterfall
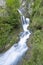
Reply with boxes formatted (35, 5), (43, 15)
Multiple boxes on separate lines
(0, 9), (31, 65)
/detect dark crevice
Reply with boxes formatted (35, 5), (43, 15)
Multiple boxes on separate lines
(36, 26), (42, 30)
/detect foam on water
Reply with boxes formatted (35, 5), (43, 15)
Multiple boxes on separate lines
(0, 10), (31, 65)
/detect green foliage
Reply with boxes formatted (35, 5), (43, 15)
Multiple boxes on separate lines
(22, 30), (43, 65)
(32, 0), (42, 12)
(6, 0), (20, 9)
(6, 0), (20, 28)
(30, 0), (43, 31)
(0, 0), (20, 52)
(0, 23), (12, 51)
(28, 30), (43, 65)
(22, 0), (43, 65)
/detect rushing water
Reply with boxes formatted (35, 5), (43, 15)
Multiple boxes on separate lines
(0, 9), (31, 65)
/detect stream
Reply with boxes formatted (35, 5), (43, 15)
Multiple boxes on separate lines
(0, 9), (31, 65)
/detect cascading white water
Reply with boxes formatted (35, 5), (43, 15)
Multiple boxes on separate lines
(0, 9), (31, 65)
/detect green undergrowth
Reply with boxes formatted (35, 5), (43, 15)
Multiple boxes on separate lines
(0, 0), (21, 52)
(22, 0), (43, 65)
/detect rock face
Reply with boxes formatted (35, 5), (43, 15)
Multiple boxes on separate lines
(0, 0), (5, 7)
(19, 0), (32, 17)
(0, 0), (6, 16)
(19, 0), (26, 16)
